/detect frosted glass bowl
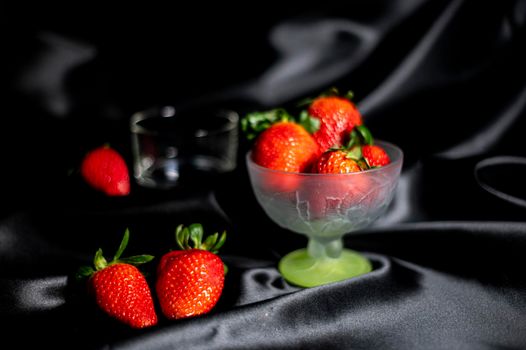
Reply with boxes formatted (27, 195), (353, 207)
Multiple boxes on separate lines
(246, 141), (403, 287)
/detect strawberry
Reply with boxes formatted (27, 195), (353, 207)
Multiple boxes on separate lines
(156, 224), (226, 320)
(77, 229), (157, 329)
(307, 93), (363, 152)
(243, 110), (319, 193)
(156, 250), (185, 276)
(362, 145), (391, 167)
(80, 145), (130, 196)
(314, 149), (362, 174)
(251, 121), (320, 173)
(307, 147), (367, 218)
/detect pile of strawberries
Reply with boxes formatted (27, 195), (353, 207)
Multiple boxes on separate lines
(77, 224), (226, 329)
(243, 89), (390, 175)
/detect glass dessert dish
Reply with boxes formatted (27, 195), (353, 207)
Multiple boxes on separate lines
(246, 141), (403, 287)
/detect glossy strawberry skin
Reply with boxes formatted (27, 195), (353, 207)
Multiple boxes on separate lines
(90, 263), (157, 329)
(362, 145), (390, 167)
(156, 250), (185, 276)
(308, 150), (367, 218)
(308, 96), (363, 152)
(156, 249), (224, 320)
(252, 121), (320, 173)
(314, 150), (362, 174)
(81, 146), (130, 196)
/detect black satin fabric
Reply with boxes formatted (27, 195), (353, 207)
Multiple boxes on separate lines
(3, 1), (526, 349)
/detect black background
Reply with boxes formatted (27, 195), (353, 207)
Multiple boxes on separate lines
(2, 1), (526, 349)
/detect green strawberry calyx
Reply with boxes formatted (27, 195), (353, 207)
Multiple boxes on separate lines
(76, 229), (154, 279)
(346, 125), (374, 149)
(322, 124), (376, 171)
(175, 223), (228, 274)
(241, 108), (321, 140)
(175, 223), (226, 254)
(241, 108), (292, 141)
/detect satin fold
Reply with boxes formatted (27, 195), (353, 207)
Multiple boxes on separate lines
(3, 0), (526, 348)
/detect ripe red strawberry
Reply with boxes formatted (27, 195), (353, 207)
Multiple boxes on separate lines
(314, 149), (362, 174)
(308, 95), (363, 151)
(156, 224), (226, 320)
(156, 249), (188, 276)
(362, 145), (390, 167)
(251, 121), (320, 173)
(77, 229), (157, 329)
(308, 148), (368, 218)
(81, 145), (130, 196)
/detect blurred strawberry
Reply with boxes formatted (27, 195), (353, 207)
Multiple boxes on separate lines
(81, 145), (130, 196)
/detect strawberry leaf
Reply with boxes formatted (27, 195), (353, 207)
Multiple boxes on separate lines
(118, 255), (155, 265)
(326, 87), (340, 96)
(298, 110), (320, 134)
(188, 223), (204, 248)
(175, 224), (186, 250)
(346, 125), (374, 148)
(241, 109), (292, 140)
(356, 125), (373, 145)
(113, 228), (130, 262)
(76, 266), (95, 280)
(296, 97), (315, 107)
(346, 129), (359, 149)
(346, 146), (362, 161)
(344, 91), (354, 100)
(202, 233), (219, 251)
(172, 224), (226, 254)
(211, 231), (227, 254)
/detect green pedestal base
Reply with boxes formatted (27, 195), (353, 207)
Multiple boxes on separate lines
(278, 248), (372, 288)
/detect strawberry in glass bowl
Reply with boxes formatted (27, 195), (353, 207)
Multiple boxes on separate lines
(243, 91), (403, 287)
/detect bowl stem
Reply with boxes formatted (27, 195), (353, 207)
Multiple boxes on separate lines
(307, 237), (343, 259)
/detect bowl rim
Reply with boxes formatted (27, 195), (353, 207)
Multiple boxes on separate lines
(130, 106), (239, 138)
(246, 140), (403, 177)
